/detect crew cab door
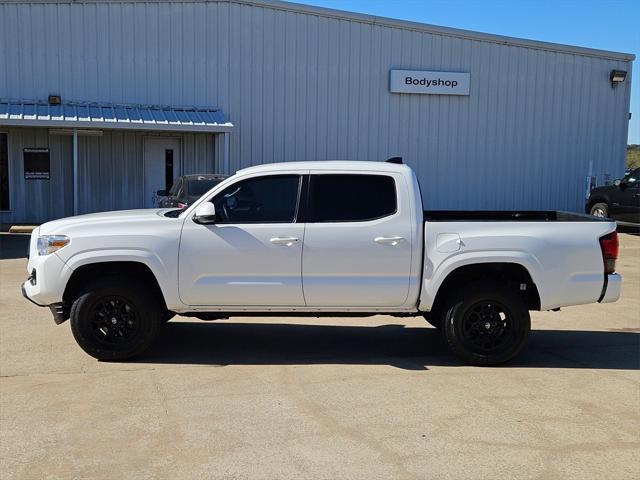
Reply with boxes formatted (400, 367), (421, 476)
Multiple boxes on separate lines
(301, 171), (413, 307)
(178, 173), (306, 306)
(615, 168), (640, 223)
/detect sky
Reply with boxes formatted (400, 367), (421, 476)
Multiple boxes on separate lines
(301, 0), (640, 144)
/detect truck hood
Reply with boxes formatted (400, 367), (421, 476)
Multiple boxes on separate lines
(38, 209), (173, 235)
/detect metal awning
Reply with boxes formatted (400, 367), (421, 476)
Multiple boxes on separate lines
(0, 99), (233, 133)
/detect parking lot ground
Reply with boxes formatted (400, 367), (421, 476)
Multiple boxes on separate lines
(1, 233), (639, 480)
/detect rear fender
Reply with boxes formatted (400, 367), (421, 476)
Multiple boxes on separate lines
(419, 251), (544, 311)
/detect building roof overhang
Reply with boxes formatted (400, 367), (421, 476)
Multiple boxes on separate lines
(0, 99), (234, 133)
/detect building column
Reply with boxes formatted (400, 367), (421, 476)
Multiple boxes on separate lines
(73, 128), (78, 215)
(223, 131), (230, 175)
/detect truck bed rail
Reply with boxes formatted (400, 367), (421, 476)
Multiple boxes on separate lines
(423, 210), (607, 222)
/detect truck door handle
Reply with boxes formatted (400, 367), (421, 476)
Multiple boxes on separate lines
(374, 236), (405, 246)
(270, 236), (299, 246)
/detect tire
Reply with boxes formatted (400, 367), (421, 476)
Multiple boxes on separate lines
(70, 277), (163, 361)
(590, 202), (609, 218)
(441, 282), (530, 366)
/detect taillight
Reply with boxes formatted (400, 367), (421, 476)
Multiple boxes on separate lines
(599, 231), (619, 274)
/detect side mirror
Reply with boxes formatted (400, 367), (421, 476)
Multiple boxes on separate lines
(156, 189), (168, 197)
(193, 202), (216, 224)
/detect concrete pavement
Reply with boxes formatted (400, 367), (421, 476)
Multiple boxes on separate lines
(1, 234), (639, 479)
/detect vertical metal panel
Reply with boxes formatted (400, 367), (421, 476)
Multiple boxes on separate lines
(0, 127), (72, 223)
(76, 131), (215, 214)
(0, 0), (633, 220)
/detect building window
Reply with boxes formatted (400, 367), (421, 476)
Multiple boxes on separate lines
(0, 133), (9, 210)
(165, 149), (174, 192)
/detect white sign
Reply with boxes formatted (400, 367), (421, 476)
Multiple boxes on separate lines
(390, 70), (470, 95)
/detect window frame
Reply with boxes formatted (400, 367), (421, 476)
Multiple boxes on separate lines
(0, 131), (10, 212)
(209, 173), (304, 225)
(304, 172), (398, 223)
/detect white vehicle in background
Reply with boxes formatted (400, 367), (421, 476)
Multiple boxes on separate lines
(23, 160), (621, 366)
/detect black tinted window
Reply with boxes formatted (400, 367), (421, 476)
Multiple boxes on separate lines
(212, 175), (300, 223)
(187, 178), (223, 197)
(168, 178), (181, 196)
(309, 174), (397, 222)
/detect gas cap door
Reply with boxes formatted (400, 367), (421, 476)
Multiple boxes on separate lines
(436, 233), (462, 253)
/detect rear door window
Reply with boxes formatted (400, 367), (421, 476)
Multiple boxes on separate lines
(308, 174), (397, 222)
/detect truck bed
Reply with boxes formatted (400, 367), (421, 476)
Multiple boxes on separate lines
(423, 210), (607, 222)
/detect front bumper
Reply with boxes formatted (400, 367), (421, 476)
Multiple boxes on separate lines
(598, 273), (622, 303)
(23, 250), (71, 306)
(22, 281), (70, 324)
(21, 282), (44, 307)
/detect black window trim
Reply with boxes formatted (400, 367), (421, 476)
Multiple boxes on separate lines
(305, 172), (399, 223)
(210, 173), (304, 225)
(0, 131), (9, 212)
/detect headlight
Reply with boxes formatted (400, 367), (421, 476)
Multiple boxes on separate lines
(37, 235), (70, 256)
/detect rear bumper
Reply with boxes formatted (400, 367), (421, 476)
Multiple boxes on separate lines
(598, 273), (622, 303)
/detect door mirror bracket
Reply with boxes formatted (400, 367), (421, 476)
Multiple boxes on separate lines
(193, 203), (217, 224)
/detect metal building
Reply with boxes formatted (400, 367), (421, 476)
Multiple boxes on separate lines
(0, 0), (634, 224)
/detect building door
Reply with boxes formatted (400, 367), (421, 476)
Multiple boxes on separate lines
(143, 137), (181, 208)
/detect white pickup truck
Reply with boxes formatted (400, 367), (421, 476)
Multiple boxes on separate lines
(22, 160), (621, 365)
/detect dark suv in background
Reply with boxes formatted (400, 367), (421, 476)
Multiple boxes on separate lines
(158, 174), (228, 208)
(587, 167), (640, 226)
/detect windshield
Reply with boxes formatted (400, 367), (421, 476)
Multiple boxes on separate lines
(168, 179), (181, 196)
(187, 178), (225, 197)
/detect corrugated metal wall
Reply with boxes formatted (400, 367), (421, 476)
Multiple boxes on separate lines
(76, 131), (214, 215)
(2, 127), (73, 223)
(0, 128), (215, 223)
(0, 0), (633, 213)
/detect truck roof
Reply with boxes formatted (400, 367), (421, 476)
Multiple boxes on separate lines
(237, 160), (412, 174)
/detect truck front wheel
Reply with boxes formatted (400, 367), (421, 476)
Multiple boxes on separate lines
(70, 278), (162, 361)
(590, 202), (609, 218)
(441, 283), (530, 366)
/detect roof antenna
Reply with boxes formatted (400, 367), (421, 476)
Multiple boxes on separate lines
(386, 157), (403, 164)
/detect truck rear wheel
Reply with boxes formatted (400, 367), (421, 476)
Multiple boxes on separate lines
(70, 278), (162, 361)
(441, 283), (530, 366)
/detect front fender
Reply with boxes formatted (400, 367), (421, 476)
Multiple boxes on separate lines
(62, 248), (183, 310)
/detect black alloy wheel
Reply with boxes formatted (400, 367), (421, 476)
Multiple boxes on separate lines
(70, 277), (163, 361)
(441, 282), (530, 366)
(459, 301), (516, 357)
(89, 296), (141, 346)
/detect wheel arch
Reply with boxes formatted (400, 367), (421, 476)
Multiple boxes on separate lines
(429, 262), (542, 314)
(587, 195), (609, 211)
(63, 261), (168, 311)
